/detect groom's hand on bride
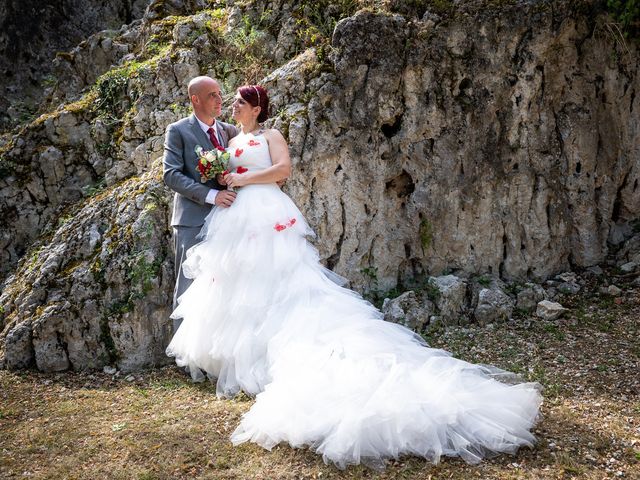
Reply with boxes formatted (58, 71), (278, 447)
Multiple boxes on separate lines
(214, 190), (236, 208)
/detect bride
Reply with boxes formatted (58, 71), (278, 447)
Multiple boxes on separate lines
(166, 84), (542, 469)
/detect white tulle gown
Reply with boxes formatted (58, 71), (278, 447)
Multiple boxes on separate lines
(166, 133), (542, 469)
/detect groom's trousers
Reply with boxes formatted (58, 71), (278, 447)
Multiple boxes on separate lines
(172, 225), (202, 333)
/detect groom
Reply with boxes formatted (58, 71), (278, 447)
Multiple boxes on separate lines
(163, 76), (239, 333)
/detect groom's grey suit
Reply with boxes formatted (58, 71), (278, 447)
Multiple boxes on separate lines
(163, 113), (238, 332)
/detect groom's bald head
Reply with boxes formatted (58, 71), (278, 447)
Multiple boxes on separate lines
(188, 76), (223, 121)
(188, 76), (219, 100)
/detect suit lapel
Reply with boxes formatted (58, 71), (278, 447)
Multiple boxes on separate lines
(217, 122), (229, 148)
(189, 114), (214, 149)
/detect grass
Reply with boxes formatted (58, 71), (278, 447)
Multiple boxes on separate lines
(1, 288), (639, 478)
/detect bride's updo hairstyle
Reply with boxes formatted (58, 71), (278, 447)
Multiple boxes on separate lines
(238, 85), (269, 123)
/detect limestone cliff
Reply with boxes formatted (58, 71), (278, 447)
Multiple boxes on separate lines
(0, 0), (149, 130)
(1, 0), (638, 371)
(283, 2), (640, 289)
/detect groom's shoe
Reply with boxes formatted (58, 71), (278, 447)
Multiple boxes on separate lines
(180, 365), (208, 382)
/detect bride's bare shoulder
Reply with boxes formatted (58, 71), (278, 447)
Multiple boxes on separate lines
(262, 128), (285, 142)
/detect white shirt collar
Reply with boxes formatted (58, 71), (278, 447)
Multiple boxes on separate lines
(194, 114), (217, 135)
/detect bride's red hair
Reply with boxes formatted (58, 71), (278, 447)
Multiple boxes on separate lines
(238, 85), (269, 123)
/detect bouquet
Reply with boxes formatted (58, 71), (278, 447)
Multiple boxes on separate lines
(195, 145), (230, 183)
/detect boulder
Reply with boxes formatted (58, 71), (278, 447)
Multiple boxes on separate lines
(430, 275), (468, 326)
(516, 283), (547, 312)
(474, 287), (514, 325)
(382, 291), (434, 333)
(536, 300), (568, 321)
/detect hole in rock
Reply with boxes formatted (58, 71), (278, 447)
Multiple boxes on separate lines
(612, 195), (622, 222)
(381, 114), (403, 138)
(385, 170), (415, 198)
(502, 234), (508, 260)
(459, 78), (472, 92)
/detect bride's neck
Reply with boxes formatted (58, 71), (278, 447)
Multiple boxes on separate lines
(240, 121), (260, 134)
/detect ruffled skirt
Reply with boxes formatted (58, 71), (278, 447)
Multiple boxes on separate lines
(167, 183), (542, 468)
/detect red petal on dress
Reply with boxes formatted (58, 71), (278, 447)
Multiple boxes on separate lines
(235, 148), (244, 157)
(236, 166), (248, 174)
(248, 140), (261, 146)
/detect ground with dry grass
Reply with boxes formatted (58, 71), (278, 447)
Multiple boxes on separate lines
(1, 282), (639, 479)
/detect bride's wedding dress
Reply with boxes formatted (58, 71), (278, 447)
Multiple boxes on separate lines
(167, 133), (542, 468)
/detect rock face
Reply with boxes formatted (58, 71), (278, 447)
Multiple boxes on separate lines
(1, 165), (173, 371)
(1, 0), (639, 371)
(0, 0), (149, 130)
(276, 3), (640, 292)
(0, 4), (214, 280)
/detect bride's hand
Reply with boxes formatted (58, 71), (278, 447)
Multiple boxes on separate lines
(225, 172), (250, 189)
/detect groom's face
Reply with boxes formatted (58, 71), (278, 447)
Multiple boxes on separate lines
(197, 81), (223, 119)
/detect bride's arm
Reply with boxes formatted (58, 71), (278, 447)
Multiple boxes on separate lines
(225, 129), (291, 188)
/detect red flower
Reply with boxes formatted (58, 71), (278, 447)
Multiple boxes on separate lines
(274, 218), (297, 232)
(222, 169), (230, 176)
(236, 166), (248, 174)
(248, 139), (261, 146)
(197, 163), (211, 178)
(235, 148), (243, 157)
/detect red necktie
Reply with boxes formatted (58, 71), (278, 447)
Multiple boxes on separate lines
(207, 127), (222, 149)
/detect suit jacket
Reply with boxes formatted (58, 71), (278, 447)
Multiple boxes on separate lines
(163, 114), (239, 227)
